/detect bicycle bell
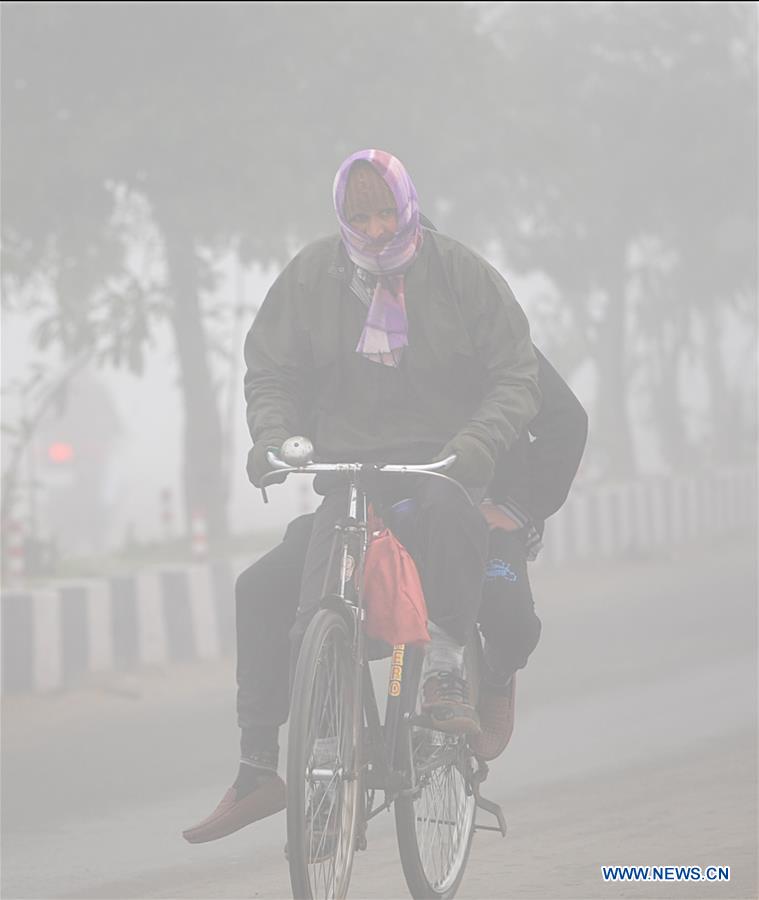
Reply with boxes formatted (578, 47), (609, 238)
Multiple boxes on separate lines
(280, 436), (314, 466)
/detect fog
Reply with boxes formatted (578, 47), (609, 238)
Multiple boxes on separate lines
(1, 3), (757, 899)
(1, 261), (312, 553)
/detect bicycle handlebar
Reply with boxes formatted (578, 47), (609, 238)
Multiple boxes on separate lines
(265, 451), (457, 474)
(259, 452), (475, 506)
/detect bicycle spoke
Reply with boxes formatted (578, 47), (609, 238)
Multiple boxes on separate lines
(409, 730), (475, 892)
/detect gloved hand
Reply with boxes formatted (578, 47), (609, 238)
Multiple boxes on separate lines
(247, 436), (289, 488)
(479, 500), (523, 532)
(437, 432), (495, 488)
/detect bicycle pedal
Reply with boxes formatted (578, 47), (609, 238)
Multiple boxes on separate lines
(408, 713), (436, 729)
(409, 713), (461, 737)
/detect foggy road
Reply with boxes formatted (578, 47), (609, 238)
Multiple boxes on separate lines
(3, 538), (756, 900)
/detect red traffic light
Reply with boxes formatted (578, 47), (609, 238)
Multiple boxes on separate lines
(47, 442), (74, 463)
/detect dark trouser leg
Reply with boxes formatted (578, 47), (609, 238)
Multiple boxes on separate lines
(477, 528), (542, 681)
(236, 514), (314, 755)
(291, 490), (352, 643)
(402, 478), (488, 646)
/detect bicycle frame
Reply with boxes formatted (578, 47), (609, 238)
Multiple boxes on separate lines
(308, 470), (426, 819)
(327, 499), (461, 837)
(261, 458), (460, 805)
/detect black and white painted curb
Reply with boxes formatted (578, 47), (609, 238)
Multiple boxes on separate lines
(536, 467), (756, 567)
(2, 468), (755, 694)
(2, 561), (236, 694)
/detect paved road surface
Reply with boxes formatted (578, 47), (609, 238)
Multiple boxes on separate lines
(3, 538), (756, 899)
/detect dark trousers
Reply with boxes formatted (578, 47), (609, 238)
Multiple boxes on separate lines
(236, 503), (540, 755)
(234, 515), (312, 747)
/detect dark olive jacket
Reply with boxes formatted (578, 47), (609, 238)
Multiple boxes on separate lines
(244, 229), (541, 478)
(489, 348), (588, 526)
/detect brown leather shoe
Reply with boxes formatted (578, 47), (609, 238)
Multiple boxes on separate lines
(182, 773), (286, 843)
(421, 670), (481, 735)
(469, 675), (516, 761)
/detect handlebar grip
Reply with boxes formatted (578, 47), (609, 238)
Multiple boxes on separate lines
(266, 450), (290, 469)
(431, 454), (456, 471)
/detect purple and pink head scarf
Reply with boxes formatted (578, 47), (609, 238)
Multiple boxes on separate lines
(333, 149), (423, 367)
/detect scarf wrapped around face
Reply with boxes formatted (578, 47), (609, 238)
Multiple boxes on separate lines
(333, 149), (422, 367)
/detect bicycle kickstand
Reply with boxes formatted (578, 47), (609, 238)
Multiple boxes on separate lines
(471, 760), (507, 837)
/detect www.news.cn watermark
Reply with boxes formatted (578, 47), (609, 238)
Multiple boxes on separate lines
(602, 865), (730, 883)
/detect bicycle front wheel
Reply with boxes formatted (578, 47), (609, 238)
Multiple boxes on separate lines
(394, 636), (481, 899)
(287, 609), (361, 900)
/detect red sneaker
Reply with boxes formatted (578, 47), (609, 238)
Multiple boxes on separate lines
(469, 674), (516, 761)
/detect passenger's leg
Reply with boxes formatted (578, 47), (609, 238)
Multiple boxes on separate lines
(477, 527), (541, 684)
(469, 526), (541, 759)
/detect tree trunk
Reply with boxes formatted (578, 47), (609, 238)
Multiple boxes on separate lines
(650, 331), (691, 469)
(161, 225), (228, 544)
(701, 304), (738, 464)
(594, 263), (637, 479)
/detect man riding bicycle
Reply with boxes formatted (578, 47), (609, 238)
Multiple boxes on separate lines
(184, 148), (551, 842)
(183, 344), (586, 843)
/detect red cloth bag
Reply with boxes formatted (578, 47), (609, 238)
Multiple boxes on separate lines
(362, 525), (431, 646)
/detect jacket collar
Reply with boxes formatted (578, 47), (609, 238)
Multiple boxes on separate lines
(326, 239), (353, 282)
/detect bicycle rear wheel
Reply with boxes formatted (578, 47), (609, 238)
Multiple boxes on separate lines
(394, 636), (481, 899)
(287, 609), (361, 899)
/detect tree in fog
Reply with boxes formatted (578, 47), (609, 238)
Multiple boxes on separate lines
(475, 0), (756, 476)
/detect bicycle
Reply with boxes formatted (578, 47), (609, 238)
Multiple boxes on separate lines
(261, 447), (507, 900)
